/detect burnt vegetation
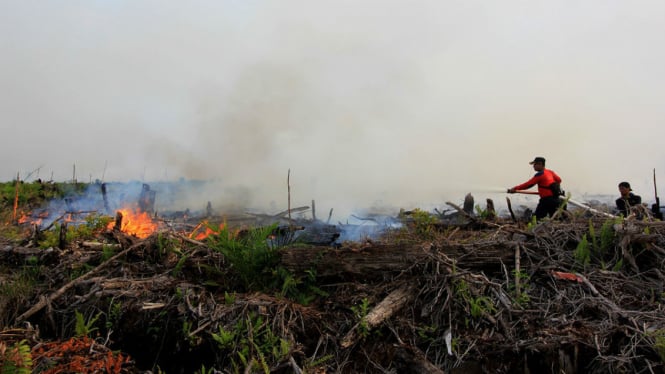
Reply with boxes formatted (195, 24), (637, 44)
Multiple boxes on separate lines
(1, 180), (665, 373)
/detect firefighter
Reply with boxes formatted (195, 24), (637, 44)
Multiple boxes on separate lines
(507, 157), (563, 220)
(615, 181), (641, 217)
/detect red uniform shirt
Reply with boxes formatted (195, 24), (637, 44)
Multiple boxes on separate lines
(512, 169), (562, 198)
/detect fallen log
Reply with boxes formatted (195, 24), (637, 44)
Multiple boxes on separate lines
(0, 246), (60, 265)
(81, 241), (121, 250)
(280, 242), (516, 279)
(340, 284), (416, 348)
(567, 198), (615, 218)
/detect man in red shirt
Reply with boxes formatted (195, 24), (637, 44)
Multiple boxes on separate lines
(507, 157), (563, 220)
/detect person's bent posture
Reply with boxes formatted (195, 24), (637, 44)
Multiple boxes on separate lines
(508, 157), (563, 220)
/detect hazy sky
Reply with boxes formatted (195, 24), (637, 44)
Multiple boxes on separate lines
(2, 1), (664, 214)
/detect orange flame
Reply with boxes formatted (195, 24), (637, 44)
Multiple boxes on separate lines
(189, 221), (225, 240)
(108, 209), (158, 238)
(18, 213), (44, 226)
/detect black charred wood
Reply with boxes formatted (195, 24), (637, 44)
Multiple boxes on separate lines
(268, 225), (305, 246)
(58, 222), (68, 249)
(101, 183), (110, 214)
(114, 211), (123, 232)
(463, 193), (474, 214)
(294, 224), (340, 246)
(138, 183), (156, 213)
(486, 198), (496, 220)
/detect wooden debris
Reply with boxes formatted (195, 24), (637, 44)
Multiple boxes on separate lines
(340, 284), (416, 348)
(4, 194), (665, 373)
(81, 241), (121, 250)
(16, 239), (147, 323)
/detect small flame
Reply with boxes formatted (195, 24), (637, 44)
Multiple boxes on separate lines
(18, 212), (45, 226)
(108, 208), (158, 238)
(189, 221), (225, 240)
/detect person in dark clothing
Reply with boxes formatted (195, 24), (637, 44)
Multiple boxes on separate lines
(615, 181), (641, 217)
(507, 157), (563, 220)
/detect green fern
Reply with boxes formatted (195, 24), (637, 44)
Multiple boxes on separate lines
(351, 298), (371, 338)
(211, 311), (291, 371)
(207, 223), (281, 291)
(599, 219), (615, 254)
(574, 234), (591, 267)
(1, 340), (33, 374)
(588, 220), (599, 252)
(74, 310), (101, 337)
(211, 325), (236, 349)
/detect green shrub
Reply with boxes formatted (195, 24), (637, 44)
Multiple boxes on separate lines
(207, 223), (280, 291)
(408, 208), (439, 237)
(210, 312), (291, 372)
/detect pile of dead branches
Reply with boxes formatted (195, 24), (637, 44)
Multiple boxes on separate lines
(1, 210), (665, 373)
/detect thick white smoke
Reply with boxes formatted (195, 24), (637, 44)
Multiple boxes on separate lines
(1, 1), (664, 218)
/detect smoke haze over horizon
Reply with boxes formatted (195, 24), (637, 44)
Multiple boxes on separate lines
(2, 1), (665, 216)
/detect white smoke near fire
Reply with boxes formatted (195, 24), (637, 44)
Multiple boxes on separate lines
(1, 1), (665, 221)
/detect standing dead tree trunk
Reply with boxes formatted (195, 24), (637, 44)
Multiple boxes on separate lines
(486, 198), (496, 220)
(58, 222), (68, 250)
(101, 183), (110, 214)
(506, 197), (517, 223)
(114, 211), (123, 232)
(138, 183), (156, 214)
(311, 199), (316, 221)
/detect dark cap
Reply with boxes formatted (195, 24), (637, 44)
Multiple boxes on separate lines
(619, 181), (632, 190)
(529, 157), (546, 165)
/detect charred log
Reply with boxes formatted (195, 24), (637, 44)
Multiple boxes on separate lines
(294, 224), (340, 246)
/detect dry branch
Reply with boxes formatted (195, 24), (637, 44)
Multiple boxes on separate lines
(16, 238), (145, 322)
